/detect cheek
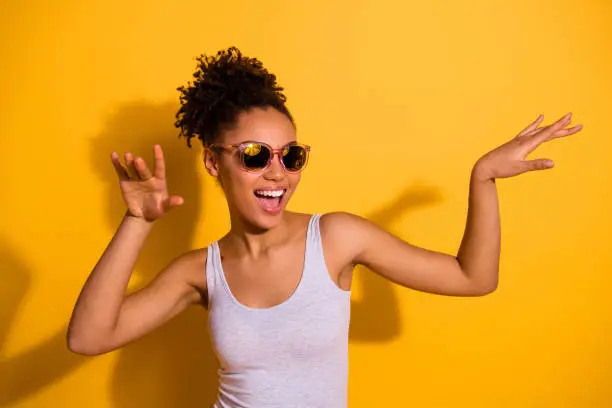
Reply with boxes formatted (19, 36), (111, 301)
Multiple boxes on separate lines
(220, 166), (259, 197)
(289, 173), (301, 188)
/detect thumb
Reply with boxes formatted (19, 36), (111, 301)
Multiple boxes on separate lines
(163, 195), (184, 211)
(520, 159), (555, 173)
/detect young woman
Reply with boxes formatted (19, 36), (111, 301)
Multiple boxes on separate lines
(67, 47), (582, 407)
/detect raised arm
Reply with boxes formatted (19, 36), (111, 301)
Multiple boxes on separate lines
(323, 113), (582, 297)
(67, 145), (206, 356)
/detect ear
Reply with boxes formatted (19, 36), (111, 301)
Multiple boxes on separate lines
(203, 148), (220, 178)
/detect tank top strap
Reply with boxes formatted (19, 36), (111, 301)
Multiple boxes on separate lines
(305, 213), (323, 254)
(205, 241), (224, 307)
(303, 213), (328, 282)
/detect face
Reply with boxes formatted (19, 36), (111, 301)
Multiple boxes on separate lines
(204, 107), (304, 231)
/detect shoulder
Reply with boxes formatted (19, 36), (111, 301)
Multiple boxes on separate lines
(319, 211), (374, 265)
(319, 211), (373, 239)
(161, 246), (209, 295)
(287, 211), (365, 240)
(320, 211), (367, 230)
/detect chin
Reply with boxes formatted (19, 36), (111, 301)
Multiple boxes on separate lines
(251, 212), (285, 232)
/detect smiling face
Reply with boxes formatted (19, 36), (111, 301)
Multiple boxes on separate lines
(204, 107), (303, 231)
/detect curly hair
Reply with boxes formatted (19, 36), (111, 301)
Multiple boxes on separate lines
(175, 46), (293, 148)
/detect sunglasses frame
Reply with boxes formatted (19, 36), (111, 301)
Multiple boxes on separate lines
(209, 141), (311, 173)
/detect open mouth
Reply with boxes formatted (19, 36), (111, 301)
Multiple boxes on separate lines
(253, 188), (287, 214)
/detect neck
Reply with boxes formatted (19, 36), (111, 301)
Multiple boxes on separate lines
(224, 211), (293, 258)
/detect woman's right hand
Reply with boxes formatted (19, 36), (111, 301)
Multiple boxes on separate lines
(111, 145), (184, 222)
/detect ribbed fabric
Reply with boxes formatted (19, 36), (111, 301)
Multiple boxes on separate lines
(206, 214), (351, 408)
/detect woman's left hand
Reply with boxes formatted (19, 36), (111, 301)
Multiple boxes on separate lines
(473, 112), (583, 181)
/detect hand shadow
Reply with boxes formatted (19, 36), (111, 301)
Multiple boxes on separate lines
(90, 100), (218, 407)
(0, 238), (87, 406)
(350, 184), (443, 342)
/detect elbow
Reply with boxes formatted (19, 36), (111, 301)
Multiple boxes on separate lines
(477, 285), (497, 296)
(473, 279), (498, 296)
(66, 329), (111, 356)
(460, 267), (498, 296)
(66, 336), (102, 356)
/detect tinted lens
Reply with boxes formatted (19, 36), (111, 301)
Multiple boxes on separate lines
(242, 143), (271, 170)
(282, 145), (308, 171)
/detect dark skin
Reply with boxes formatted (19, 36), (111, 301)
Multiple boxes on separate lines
(67, 107), (582, 355)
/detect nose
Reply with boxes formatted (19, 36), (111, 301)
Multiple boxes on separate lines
(263, 152), (284, 180)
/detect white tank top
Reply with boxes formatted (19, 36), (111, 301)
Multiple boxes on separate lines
(206, 214), (352, 408)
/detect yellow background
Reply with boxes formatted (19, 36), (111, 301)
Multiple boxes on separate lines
(1, 0), (611, 407)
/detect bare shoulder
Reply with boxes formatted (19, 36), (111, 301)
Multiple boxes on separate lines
(320, 211), (368, 232)
(174, 247), (208, 285)
(319, 211), (372, 269)
(155, 246), (209, 304)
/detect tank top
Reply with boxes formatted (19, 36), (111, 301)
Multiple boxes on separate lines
(205, 214), (352, 408)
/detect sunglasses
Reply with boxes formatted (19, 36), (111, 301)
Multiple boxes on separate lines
(209, 141), (311, 173)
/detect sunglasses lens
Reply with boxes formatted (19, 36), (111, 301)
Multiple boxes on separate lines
(242, 143), (271, 170)
(282, 145), (308, 171)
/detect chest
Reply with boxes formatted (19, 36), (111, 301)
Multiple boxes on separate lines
(208, 276), (351, 369)
(221, 249), (353, 309)
(207, 233), (353, 369)
(220, 237), (314, 309)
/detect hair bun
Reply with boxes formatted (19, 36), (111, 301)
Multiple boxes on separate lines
(175, 47), (291, 148)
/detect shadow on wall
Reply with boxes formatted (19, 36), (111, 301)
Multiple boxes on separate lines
(351, 183), (443, 342)
(0, 240), (88, 406)
(90, 100), (219, 408)
(0, 100), (443, 407)
(0, 101), (218, 407)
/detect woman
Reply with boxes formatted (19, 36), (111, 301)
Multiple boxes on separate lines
(67, 47), (582, 407)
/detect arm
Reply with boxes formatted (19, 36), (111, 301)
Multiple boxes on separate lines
(324, 113), (581, 297)
(454, 167), (500, 294)
(67, 145), (203, 355)
(67, 213), (206, 356)
(322, 208), (492, 297)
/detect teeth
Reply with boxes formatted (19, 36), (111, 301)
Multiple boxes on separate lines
(255, 189), (284, 198)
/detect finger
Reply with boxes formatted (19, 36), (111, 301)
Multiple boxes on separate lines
(162, 195), (184, 211)
(550, 124), (583, 140)
(124, 152), (140, 180)
(520, 158), (555, 173)
(111, 152), (130, 181)
(539, 112), (572, 138)
(527, 112), (573, 150)
(518, 114), (545, 137)
(133, 157), (153, 180)
(153, 145), (166, 180)
(523, 124), (550, 138)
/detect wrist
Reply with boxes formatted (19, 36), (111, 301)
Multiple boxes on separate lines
(471, 160), (495, 183)
(124, 210), (156, 228)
